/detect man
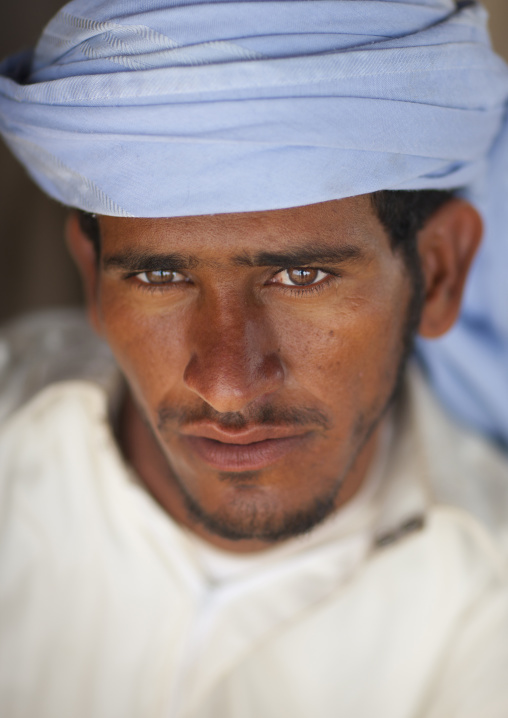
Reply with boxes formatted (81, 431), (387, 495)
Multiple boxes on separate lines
(0, 1), (507, 717)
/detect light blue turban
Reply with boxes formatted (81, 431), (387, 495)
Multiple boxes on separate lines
(0, 0), (507, 447)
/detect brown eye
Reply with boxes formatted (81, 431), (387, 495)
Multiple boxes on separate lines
(286, 268), (319, 286)
(137, 270), (186, 285)
(272, 267), (328, 287)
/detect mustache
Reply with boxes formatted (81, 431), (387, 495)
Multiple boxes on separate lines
(157, 402), (331, 432)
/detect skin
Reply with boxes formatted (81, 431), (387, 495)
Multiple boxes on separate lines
(67, 195), (481, 553)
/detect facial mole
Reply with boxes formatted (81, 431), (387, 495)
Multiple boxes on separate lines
(329, 330), (334, 337)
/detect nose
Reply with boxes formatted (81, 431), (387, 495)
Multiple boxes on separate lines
(183, 296), (285, 414)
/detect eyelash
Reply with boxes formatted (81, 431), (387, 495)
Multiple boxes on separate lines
(269, 268), (338, 295)
(125, 270), (188, 294)
(125, 268), (339, 296)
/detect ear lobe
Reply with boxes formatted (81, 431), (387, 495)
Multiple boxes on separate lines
(417, 199), (482, 339)
(65, 212), (101, 334)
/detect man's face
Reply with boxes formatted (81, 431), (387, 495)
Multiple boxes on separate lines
(92, 196), (415, 548)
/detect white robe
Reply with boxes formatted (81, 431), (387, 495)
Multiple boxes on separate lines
(0, 310), (508, 718)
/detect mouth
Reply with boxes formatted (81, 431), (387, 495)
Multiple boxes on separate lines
(180, 426), (312, 471)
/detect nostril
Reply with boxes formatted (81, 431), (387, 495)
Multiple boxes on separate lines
(260, 352), (286, 385)
(182, 352), (201, 390)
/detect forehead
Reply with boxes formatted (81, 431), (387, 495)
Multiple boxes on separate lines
(98, 195), (389, 260)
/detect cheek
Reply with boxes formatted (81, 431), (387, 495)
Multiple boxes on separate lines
(97, 291), (190, 407)
(272, 289), (409, 409)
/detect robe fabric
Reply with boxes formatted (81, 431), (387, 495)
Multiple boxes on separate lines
(0, 310), (508, 718)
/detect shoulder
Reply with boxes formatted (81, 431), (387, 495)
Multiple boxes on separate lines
(0, 308), (118, 424)
(405, 363), (508, 561)
(0, 310), (123, 550)
(0, 310), (124, 541)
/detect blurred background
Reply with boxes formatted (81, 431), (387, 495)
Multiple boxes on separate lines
(0, 0), (507, 324)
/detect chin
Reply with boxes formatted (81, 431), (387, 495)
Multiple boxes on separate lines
(180, 479), (339, 543)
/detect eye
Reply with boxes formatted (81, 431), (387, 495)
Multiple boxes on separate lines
(272, 268), (329, 287)
(136, 270), (187, 285)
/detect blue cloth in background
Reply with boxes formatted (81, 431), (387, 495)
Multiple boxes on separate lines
(0, 0), (507, 448)
(417, 113), (508, 449)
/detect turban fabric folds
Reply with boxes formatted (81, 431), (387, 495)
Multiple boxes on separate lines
(0, 0), (507, 446)
(0, 0), (506, 217)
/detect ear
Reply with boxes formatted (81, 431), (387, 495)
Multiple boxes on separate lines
(65, 212), (102, 334)
(417, 199), (482, 339)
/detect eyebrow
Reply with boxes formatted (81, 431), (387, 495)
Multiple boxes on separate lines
(233, 244), (364, 267)
(102, 243), (364, 272)
(103, 250), (199, 272)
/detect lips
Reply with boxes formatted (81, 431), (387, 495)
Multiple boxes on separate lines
(180, 425), (312, 471)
